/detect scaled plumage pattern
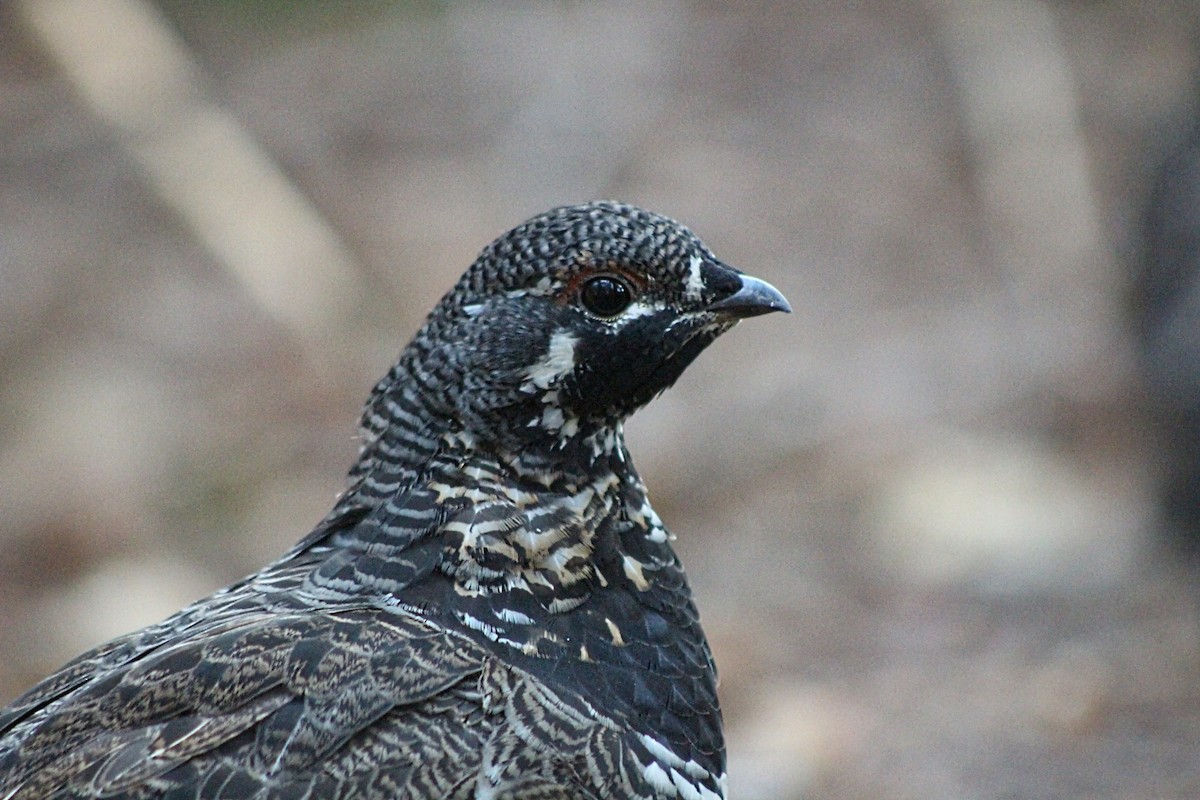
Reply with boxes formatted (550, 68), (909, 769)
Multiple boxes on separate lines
(0, 202), (790, 799)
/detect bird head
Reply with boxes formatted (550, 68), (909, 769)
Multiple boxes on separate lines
(368, 202), (790, 472)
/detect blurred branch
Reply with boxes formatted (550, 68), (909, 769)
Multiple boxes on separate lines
(934, 0), (1128, 399)
(16, 0), (364, 344)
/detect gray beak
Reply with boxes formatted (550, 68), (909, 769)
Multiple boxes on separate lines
(707, 274), (791, 318)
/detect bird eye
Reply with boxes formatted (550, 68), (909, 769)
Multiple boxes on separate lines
(580, 275), (633, 317)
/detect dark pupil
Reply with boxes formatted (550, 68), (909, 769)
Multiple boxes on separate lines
(581, 276), (631, 316)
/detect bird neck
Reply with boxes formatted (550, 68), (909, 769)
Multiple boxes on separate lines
(347, 348), (637, 507)
(311, 400), (665, 617)
(291, 369), (693, 664)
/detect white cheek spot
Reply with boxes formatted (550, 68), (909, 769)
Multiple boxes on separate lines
(685, 254), (705, 301)
(610, 299), (666, 332)
(621, 300), (659, 320)
(524, 331), (578, 389)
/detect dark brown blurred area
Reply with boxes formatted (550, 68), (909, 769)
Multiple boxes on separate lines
(3, 1), (1200, 798)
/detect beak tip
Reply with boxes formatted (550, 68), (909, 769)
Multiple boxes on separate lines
(708, 274), (791, 318)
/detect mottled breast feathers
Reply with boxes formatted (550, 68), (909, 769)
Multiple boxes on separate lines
(0, 201), (789, 800)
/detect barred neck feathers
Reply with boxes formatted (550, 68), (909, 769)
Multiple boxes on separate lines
(427, 436), (657, 614)
(305, 419), (668, 634)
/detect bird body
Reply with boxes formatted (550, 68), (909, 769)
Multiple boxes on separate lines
(0, 202), (789, 799)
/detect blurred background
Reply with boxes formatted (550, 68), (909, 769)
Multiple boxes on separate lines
(3, 1), (1200, 797)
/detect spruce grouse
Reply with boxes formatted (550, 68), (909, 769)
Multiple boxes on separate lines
(0, 201), (790, 799)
